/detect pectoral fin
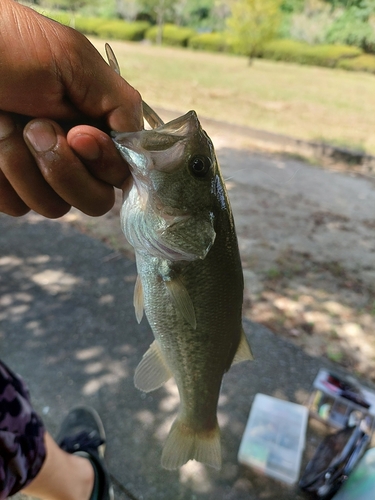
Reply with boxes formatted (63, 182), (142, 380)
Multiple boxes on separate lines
(165, 278), (197, 329)
(134, 340), (172, 392)
(232, 328), (254, 365)
(133, 275), (144, 324)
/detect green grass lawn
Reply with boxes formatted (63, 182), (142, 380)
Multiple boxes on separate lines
(92, 38), (375, 155)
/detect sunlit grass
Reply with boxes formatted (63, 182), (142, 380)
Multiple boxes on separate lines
(92, 38), (375, 155)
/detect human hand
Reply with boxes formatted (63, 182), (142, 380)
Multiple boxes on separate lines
(0, 0), (142, 218)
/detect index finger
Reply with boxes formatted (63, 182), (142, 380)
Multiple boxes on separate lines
(67, 125), (132, 191)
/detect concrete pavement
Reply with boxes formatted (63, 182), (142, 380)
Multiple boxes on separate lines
(0, 212), (365, 500)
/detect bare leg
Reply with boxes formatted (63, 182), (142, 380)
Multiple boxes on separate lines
(21, 432), (95, 500)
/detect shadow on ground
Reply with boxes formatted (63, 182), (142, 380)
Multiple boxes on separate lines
(1, 213), (363, 499)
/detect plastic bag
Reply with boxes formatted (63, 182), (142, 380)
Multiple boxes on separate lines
(299, 423), (370, 499)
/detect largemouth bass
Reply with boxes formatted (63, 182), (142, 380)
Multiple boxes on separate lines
(106, 45), (253, 470)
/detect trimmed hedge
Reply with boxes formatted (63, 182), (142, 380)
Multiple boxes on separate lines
(262, 39), (362, 68)
(34, 9), (149, 41)
(145, 24), (195, 47)
(30, 7), (375, 76)
(96, 20), (150, 41)
(74, 17), (107, 35)
(336, 54), (375, 74)
(188, 33), (230, 52)
(36, 9), (72, 26)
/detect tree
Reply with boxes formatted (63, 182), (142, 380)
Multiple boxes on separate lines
(325, 3), (375, 51)
(211, 0), (232, 31)
(226, 0), (282, 63)
(139, 0), (175, 43)
(116, 0), (141, 21)
(173, 0), (231, 31)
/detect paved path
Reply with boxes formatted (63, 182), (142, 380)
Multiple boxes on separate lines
(162, 108), (375, 287)
(3, 110), (375, 499)
(1, 212), (345, 500)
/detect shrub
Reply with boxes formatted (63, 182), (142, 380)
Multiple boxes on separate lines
(145, 24), (195, 47)
(337, 54), (375, 74)
(38, 9), (72, 26)
(96, 20), (150, 41)
(188, 32), (229, 52)
(74, 17), (107, 36)
(262, 39), (362, 67)
(32, 7), (149, 41)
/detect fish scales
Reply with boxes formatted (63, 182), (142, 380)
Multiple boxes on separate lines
(114, 110), (253, 470)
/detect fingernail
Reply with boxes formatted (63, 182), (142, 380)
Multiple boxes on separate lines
(0, 114), (15, 140)
(25, 121), (57, 152)
(71, 134), (101, 161)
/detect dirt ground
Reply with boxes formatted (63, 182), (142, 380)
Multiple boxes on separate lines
(59, 110), (375, 382)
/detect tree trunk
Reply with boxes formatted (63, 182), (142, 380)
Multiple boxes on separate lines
(156, 0), (165, 45)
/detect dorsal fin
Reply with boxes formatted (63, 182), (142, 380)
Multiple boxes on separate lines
(105, 43), (121, 75)
(105, 43), (164, 129)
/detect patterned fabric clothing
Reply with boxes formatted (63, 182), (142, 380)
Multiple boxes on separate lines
(0, 360), (46, 499)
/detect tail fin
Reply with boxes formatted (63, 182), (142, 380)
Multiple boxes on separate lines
(161, 416), (221, 470)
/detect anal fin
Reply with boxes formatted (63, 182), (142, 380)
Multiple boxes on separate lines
(232, 328), (254, 365)
(134, 340), (172, 392)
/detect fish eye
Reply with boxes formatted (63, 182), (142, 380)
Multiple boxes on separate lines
(188, 155), (211, 178)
